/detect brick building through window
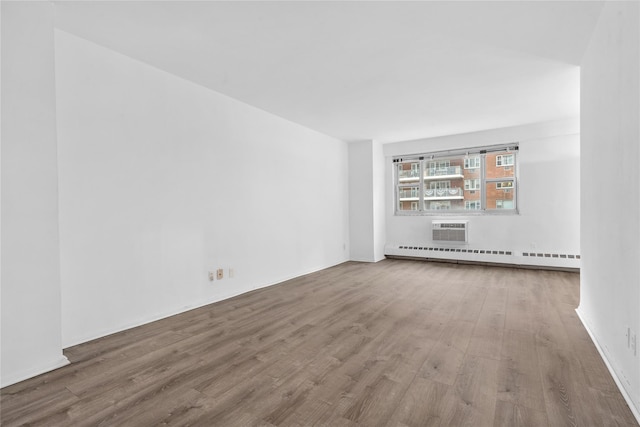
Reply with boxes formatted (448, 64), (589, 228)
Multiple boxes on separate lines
(395, 145), (517, 213)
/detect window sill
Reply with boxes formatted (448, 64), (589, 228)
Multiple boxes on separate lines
(395, 209), (519, 217)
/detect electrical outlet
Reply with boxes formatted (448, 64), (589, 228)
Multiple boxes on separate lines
(229, 268), (234, 278)
(626, 327), (637, 356)
(208, 271), (215, 281)
(217, 268), (224, 280)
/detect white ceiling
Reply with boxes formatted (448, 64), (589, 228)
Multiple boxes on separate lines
(54, 1), (604, 143)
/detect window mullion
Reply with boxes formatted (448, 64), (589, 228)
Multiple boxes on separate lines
(481, 154), (487, 210)
(419, 160), (424, 211)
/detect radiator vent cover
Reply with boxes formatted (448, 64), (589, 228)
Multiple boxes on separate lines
(432, 220), (468, 243)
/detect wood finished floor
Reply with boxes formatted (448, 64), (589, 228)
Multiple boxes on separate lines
(1, 259), (637, 426)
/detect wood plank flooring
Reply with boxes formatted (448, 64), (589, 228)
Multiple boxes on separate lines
(1, 259), (638, 426)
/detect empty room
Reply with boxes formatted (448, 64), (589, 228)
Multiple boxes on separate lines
(2, 1), (639, 426)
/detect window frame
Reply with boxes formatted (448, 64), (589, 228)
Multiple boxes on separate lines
(429, 201), (452, 210)
(496, 154), (515, 167)
(495, 199), (515, 209)
(464, 156), (480, 169)
(430, 180), (451, 190)
(465, 200), (481, 210)
(393, 143), (519, 216)
(464, 179), (480, 190)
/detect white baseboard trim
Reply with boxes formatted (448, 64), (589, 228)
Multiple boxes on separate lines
(1, 355), (70, 389)
(575, 308), (640, 425)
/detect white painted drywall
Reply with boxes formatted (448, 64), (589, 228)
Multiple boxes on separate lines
(1, 2), (69, 387)
(55, 30), (349, 347)
(383, 119), (581, 267)
(348, 140), (385, 262)
(349, 141), (375, 262)
(372, 140), (386, 261)
(578, 1), (640, 418)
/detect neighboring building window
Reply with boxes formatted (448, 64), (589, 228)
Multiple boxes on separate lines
(464, 179), (480, 190)
(394, 144), (518, 214)
(464, 157), (480, 169)
(465, 200), (481, 210)
(398, 161), (420, 180)
(430, 181), (451, 189)
(398, 187), (419, 198)
(496, 200), (514, 209)
(427, 161), (454, 178)
(496, 181), (513, 189)
(496, 154), (514, 167)
(430, 201), (451, 210)
(428, 160), (451, 169)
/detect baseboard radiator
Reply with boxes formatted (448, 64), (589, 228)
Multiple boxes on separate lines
(385, 244), (580, 270)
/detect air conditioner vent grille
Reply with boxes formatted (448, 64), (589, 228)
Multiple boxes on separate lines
(432, 220), (468, 243)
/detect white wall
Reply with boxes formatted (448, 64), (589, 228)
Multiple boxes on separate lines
(372, 140), (386, 261)
(578, 1), (640, 419)
(384, 119), (581, 268)
(348, 140), (385, 262)
(1, 3), (69, 387)
(54, 30), (349, 347)
(348, 142), (374, 261)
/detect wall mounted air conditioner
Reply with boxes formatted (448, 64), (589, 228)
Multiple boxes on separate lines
(432, 220), (468, 243)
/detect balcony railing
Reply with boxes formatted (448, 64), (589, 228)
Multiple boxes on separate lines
(425, 166), (463, 178)
(398, 189), (420, 199)
(424, 187), (463, 199)
(398, 170), (420, 180)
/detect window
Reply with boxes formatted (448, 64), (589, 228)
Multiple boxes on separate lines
(398, 187), (420, 198)
(464, 179), (480, 190)
(496, 200), (514, 209)
(464, 157), (480, 169)
(430, 201), (451, 210)
(430, 181), (451, 189)
(465, 200), (481, 210)
(426, 161), (455, 179)
(428, 160), (450, 169)
(496, 154), (514, 167)
(398, 161), (420, 180)
(394, 144), (517, 214)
